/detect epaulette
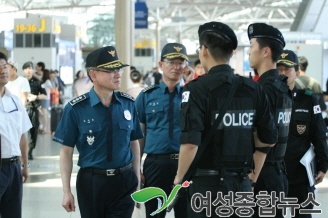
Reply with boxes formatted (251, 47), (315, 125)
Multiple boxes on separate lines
(273, 77), (289, 93)
(304, 89), (313, 96)
(142, 85), (157, 93)
(119, 92), (135, 101)
(69, 95), (87, 106)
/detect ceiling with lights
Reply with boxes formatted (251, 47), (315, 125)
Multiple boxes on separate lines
(0, 0), (327, 45)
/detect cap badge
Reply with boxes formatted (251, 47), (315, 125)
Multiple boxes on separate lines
(281, 53), (288, 58)
(108, 50), (116, 57)
(124, 110), (132, 120)
(173, 46), (182, 52)
(249, 25), (253, 34)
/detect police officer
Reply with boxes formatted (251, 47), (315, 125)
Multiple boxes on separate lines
(174, 21), (277, 218)
(247, 23), (293, 218)
(277, 50), (328, 218)
(22, 61), (47, 160)
(53, 46), (143, 218)
(135, 43), (194, 218)
(0, 52), (32, 218)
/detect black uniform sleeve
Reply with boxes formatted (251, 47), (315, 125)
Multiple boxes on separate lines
(254, 84), (278, 144)
(180, 83), (204, 146)
(310, 96), (328, 173)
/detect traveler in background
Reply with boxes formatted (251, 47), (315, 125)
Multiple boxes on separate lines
(125, 70), (145, 99)
(193, 59), (205, 79)
(5, 59), (30, 107)
(23, 61), (47, 160)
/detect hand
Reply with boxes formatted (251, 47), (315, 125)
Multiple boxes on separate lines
(315, 171), (326, 184)
(248, 171), (258, 183)
(27, 94), (38, 102)
(173, 175), (183, 185)
(21, 167), (29, 183)
(62, 192), (76, 212)
(183, 66), (195, 83)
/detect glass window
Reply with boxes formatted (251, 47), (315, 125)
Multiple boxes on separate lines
(15, 34), (24, 47)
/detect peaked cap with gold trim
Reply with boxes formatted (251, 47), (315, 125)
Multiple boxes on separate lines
(161, 43), (189, 61)
(85, 46), (129, 70)
(277, 49), (298, 68)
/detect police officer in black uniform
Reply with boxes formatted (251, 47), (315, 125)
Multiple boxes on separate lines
(277, 50), (328, 218)
(247, 23), (293, 218)
(174, 21), (278, 218)
(22, 61), (47, 160)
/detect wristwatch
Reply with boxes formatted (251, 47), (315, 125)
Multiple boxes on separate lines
(22, 163), (30, 168)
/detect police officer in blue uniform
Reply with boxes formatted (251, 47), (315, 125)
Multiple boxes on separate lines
(247, 23), (293, 218)
(277, 50), (328, 218)
(53, 46), (143, 218)
(174, 21), (277, 218)
(135, 43), (194, 218)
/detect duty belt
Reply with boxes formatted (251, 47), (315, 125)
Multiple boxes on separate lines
(148, 153), (179, 160)
(83, 163), (132, 176)
(1, 156), (20, 164)
(195, 168), (240, 177)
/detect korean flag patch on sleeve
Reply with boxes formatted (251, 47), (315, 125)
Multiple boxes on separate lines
(313, 105), (321, 114)
(182, 91), (190, 103)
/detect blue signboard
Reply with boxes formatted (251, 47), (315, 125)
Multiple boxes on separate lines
(135, 0), (148, 29)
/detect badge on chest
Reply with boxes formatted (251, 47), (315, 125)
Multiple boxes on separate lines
(87, 130), (95, 145)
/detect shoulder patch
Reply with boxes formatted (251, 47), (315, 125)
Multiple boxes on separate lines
(119, 92), (135, 101)
(142, 85), (157, 93)
(69, 95), (87, 106)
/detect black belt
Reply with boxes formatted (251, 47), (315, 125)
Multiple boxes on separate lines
(148, 153), (179, 159)
(83, 163), (132, 176)
(1, 156), (20, 164)
(194, 169), (240, 177)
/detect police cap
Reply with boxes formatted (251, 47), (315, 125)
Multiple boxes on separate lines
(161, 43), (189, 61)
(198, 21), (238, 50)
(248, 23), (285, 47)
(277, 50), (298, 68)
(22, 61), (33, 70)
(86, 46), (129, 70)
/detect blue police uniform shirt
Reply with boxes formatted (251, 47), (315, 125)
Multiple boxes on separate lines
(135, 82), (182, 154)
(53, 88), (143, 169)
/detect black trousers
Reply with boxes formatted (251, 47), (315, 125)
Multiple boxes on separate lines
(288, 182), (315, 218)
(143, 155), (187, 218)
(0, 161), (22, 218)
(76, 167), (138, 218)
(188, 174), (252, 218)
(253, 163), (288, 218)
(27, 106), (39, 150)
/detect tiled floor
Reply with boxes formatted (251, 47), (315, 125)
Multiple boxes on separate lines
(22, 133), (328, 218)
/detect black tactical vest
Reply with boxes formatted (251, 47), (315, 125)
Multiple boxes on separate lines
(205, 76), (256, 169)
(267, 75), (293, 161)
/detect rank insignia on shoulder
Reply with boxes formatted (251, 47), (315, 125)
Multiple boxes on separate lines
(119, 92), (135, 101)
(69, 95), (87, 106)
(142, 85), (156, 93)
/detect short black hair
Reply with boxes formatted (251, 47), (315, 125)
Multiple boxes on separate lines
(37, 62), (45, 70)
(194, 59), (201, 67)
(298, 56), (308, 71)
(130, 70), (142, 83)
(0, 52), (8, 61)
(256, 38), (283, 63)
(199, 32), (233, 62)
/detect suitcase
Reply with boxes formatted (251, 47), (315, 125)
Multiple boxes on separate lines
(51, 106), (63, 132)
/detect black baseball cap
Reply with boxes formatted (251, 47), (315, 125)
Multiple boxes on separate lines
(161, 43), (189, 61)
(277, 50), (299, 68)
(86, 46), (129, 70)
(248, 23), (285, 47)
(198, 21), (238, 49)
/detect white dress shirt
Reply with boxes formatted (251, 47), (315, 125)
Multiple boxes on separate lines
(0, 87), (32, 158)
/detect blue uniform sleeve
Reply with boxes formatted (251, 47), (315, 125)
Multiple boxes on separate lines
(52, 104), (78, 147)
(135, 92), (146, 123)
(130, 103), (144, 141)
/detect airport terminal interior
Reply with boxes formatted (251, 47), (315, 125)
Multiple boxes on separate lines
(1, 0), (328, 217)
